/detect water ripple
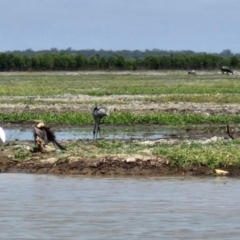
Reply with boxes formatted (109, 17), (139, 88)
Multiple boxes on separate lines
(0, 174), (239, 239)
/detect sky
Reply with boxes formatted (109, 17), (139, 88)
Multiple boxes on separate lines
(0, 0), (239, 53)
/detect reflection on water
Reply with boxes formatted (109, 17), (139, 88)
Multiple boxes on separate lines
(0, 174), (240, 239)
(3, 125), (174, 141)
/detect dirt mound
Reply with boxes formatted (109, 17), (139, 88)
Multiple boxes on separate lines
(0, 152), (238, 177)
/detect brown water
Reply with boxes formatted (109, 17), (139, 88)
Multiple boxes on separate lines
(0, 174), (239, 239)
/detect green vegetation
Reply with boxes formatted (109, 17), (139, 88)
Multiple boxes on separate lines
(0, 72), (240, 126)
(90, 139), (240, 170)
(85, 139), (240, 170)
(10, 139), (240, 172)
(153, 140), (240, 170)
(0, 52), (239, 71)
(5, 48), (235, 58)
(1, 112), (240, 125)
(75, 139), (240, 170)
(0, 72), (239, 97)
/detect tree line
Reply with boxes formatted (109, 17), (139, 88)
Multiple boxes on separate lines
(0, 52), (239, 71)
(4, 48), (238, 58)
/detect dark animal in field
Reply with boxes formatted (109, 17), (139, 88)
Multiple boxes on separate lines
(33, 122), (66, 150)
(221, 66), (233, 75)
(188, 70), (197, 75)
(92, 106), (110, 140)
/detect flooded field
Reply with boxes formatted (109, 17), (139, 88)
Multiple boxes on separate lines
(2, 123), (229, 142)
(3, 124), (170, 141)
(0, 174), (240, 239)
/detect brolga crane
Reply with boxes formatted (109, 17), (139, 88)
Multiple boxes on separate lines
(33, 122), (66, 150)
(92, 106), (109, 140)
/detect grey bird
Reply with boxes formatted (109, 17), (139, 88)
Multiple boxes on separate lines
(92, 106), (109, 140)
(33, 122), (66, 150)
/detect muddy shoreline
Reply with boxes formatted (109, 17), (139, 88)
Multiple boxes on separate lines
(0, 153), (238, 177)
(0, 137), (238, 177)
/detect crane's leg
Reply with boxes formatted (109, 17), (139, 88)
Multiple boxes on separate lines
(96, 119), (101, 139)
(93, 120), (98, 140)
(33, 132), (37, 147)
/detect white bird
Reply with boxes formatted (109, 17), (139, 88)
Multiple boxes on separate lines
(0, 127), (6, 143)
(92, 106), (109, 140)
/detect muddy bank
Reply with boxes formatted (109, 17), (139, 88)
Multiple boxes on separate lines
(0, 137), (238, 177)
(0, 153), (212, 177)
(0, 153), (238, 177)
(0, 154), (172, 176)
(0, 118), (233, 177)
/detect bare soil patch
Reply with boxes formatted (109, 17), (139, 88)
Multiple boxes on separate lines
(0, 150), (214, 177)
(0, 149), (237, 177)
(0, 95), (240, 115)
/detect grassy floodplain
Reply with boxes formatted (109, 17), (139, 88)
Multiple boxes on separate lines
(1, 70), (240, 174)
(1, 70), (240, 96)
(1, 71), (240, 124)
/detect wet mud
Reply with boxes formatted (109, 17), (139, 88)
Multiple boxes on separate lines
(0, 150), (211, 177)
(0, 150), (238, 177)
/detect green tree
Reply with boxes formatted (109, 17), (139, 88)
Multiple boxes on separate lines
(230, 56), (239, 68)
(32, 55), (41, 70)
(0, 53), (8, 70)
(107, 56), (117, 70)
(115, 55), (126, 69)
(75, 55), (88, 69)
(14, 55), (26, 70)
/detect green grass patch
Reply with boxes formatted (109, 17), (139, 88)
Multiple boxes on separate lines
(153, 141), (240, 170)
(0, 72), (240, 98)
(1, 112), (240, 125)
